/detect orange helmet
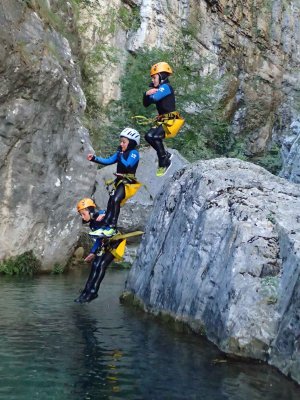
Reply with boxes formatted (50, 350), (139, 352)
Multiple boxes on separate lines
(76, 198), (96, 212)
(150, 62), (173, 76)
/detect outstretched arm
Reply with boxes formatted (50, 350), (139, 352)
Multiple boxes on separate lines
(87, 152), (118, 165)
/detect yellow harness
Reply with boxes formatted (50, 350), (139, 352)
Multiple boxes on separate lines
(105, 173), (142, 206)
(156, 111), (185, 139)
(98, 230), (144, 261)
(132, 111), (185, 139)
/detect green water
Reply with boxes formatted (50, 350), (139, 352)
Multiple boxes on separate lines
(0, 268), (299, 400)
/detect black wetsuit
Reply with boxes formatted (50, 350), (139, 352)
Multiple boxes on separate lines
(75, 211), (123, 303)
(143, 78), (176, 167)
(77, 239), (122, 303)
(91, 143), (139, 228)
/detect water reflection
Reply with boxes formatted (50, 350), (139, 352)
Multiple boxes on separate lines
(0, 270), (299, 400)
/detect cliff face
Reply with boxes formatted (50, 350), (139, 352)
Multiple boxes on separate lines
(1, 0), (299, 269)
(78, 0), (300, 177)
(0, 0), (95, 269)
(124, 158), (300, 383)
(132, 0), (300, 164)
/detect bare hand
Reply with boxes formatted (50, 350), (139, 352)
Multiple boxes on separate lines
(84, 253), (95, 263)
(146, 88), (158, 96)
(96, 214), (105, 222)
(87, 153), (94, 161)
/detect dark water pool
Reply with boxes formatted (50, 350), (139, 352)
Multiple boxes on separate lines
(0, 268), (299, 400)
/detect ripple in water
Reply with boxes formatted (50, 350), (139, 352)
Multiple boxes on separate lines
(0, 269), (299, 400)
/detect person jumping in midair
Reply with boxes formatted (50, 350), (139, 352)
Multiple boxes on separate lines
(143, 62), (181, 177)
(74, 198), (125, 303)
(87, 127), (140, 238)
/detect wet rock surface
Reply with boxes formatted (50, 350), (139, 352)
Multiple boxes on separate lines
(124, 157), (300, 383)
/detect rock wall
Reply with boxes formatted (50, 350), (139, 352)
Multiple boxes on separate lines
(124, 158), (300, 383)
(78, 0), (300, 175)
(0, 0), (95, 270)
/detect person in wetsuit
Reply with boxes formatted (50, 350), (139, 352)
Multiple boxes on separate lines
(143, 62), (175, 177)
(74, 198), (125, 304)
(87, 127), (140, 238)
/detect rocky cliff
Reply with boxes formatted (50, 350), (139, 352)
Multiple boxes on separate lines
(124, 158), (300, 383)
(0, 0), (95, 269)
(78, 0), (300, 177)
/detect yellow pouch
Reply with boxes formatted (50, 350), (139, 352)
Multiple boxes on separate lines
(110, 239), (126, 261)
(163, 116), (185, 139)
(121, 182), (142, 206)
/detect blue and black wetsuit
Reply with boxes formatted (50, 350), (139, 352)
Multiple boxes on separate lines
(75, 210), (124, 303)
(143, 78), (176, 167)
(90, 144), (139, 228)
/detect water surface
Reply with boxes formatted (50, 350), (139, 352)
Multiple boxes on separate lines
(0, 268), (299, 400)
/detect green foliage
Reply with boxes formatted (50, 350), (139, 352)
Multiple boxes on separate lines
(51, 262), (65, 274)
(0, 251), (41, 276)
(112, 261), (132, 269)
(118, 5), (141, 31)
(260, 275), (279, 305)
(26, 0), (80, 51)
(100, 45), (231, 161)
(253, 144), (282, 175)
(266, 212), (276, 224)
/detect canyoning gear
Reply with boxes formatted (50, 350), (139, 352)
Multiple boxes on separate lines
(109, 239), (126, 261)
(74, 230), (143, 303)
(120, 127), (140, 145)
(132, 115), (156, 126)
(150, 62), (173, 76)
(105, 173), (142, 206)
(110, 230), (144, 241)
(166, 151), (173, 160)
(156, 111), (185, 139)
(143, 80), (176, 115)
(145, 125), (168, 167)
(77, 198), (96, 212)
(156, 158), (172, 177)
(90, 147), (140, 228)
(143, 72), (183, 170)
(89, 226), (117, 238)
(91, 148), (139, 175)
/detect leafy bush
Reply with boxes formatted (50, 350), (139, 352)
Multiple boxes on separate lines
(51, 262), (65, 274)
(90, 44), (231, 161)
(0, 251), (41, 276)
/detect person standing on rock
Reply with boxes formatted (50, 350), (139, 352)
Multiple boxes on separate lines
(87, 127), (141, 238)
(75, 198), (126, 304)
(143, 62), (184, 177)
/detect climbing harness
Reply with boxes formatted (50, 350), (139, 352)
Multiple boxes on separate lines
(132, 115), (156, 126)
(156, 111), (185, 139)
(96, 231), (144, 261)
(105, 173), (142, 206)
(132, 111), (185, 139)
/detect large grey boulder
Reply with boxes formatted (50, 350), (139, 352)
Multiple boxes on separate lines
(124, 158), (300, 384)
(0, 1), (95, 270)
(93, 147), (188, 232)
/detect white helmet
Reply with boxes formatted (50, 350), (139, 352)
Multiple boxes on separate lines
(120, 127), (140, 145)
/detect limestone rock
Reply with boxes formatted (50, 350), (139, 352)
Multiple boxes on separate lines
(124, 158), (300, 383)
(0, 1), (96, 270)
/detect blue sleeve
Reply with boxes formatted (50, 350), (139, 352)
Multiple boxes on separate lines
(90, 238), (102, 254)
(93, 152), (118, 165)
(119, 150), (139, 168)
(150, 84), (171, 102)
